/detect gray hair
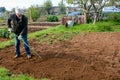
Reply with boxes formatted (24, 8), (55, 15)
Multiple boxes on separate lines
(15, 8), (24, 15)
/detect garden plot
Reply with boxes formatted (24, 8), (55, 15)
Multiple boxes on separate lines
(0, 32), (120, 80)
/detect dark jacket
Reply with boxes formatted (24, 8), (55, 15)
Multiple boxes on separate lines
(7, 14), (28, 36)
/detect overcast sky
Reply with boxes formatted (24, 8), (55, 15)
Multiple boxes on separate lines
(0, 0), (64, 11)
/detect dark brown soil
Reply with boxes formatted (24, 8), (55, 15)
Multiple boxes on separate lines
(0, 38), (9, 42)
(0, 32), (120, 80)
(28, 25), (51, 33)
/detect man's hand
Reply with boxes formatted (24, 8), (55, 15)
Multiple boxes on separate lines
(8, 28), (12, 33)
(18, 35), (22, 40)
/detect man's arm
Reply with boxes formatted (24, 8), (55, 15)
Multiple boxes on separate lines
(7, 14), (12, 28)
(20, 16), (28, 35)
(7, 14), (13, 33)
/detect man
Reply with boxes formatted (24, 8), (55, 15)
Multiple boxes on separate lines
(7, 8), (31, 59)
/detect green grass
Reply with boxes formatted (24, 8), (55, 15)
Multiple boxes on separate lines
(28, 21), (120, 44)
(28, 24), (79, 44)
(0, 68), (50, 80)
(0, 67), (50, 80)
(0, 68), (38, 80)
(0, 39), (14, 49)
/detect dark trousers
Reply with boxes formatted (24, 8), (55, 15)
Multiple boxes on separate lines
(14, 34), (31, 56)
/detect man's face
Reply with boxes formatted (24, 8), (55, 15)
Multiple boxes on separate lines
(16, 14), (23, 19)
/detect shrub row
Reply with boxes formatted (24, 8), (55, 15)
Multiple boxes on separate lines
(0, 29), (13, 38)
(0, 29), (9, 38)
(46, 15), (58, 22)
(102, 13), (120, 22)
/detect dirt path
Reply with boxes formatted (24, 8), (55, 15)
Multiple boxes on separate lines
(28, 25), (52, 33)
(0, 32), (120, 80)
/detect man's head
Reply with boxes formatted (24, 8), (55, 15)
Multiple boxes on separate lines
(15, 8), (24, 19)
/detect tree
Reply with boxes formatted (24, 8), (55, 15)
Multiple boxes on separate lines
(107, 0), (120, 6)
(44, 0), (52, 15)
(39, 7), (48, 15)
(58, 0), (66, 14)
(66, 0), (108, 24)
(90, 0), (108, 24)
(66, 0), (92, 23)
(26, 5), (40, 22)
(11, 8), (15, 13)
(0, 7), (6, 12)
(108, 0), (115, 6)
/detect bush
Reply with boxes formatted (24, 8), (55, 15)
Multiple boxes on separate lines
(104, 13), (120, 22)
(0, 29), (10, 38)
(25, 6), (40, 22)
(94, 21), (116, 32)
(46, 15), (58, 22)
(96, 24), (113, 31)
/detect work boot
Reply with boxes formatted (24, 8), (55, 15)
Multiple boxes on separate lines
(27, 55), (31, 59)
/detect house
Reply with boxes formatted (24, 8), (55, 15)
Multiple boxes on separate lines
(50, 6), (81, 15)
(102, 6), (120, 13)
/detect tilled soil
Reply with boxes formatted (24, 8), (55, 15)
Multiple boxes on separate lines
(0, 32), (120, 80)
(0, 38), (9, 42)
